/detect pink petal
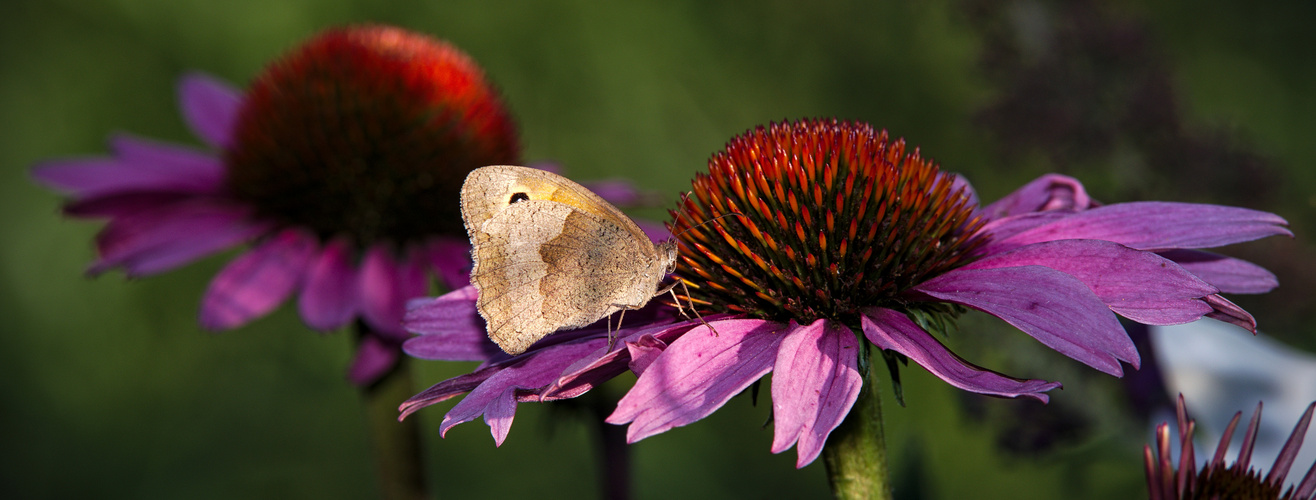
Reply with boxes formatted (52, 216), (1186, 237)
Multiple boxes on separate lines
(914, 265), (1136, 376)
(1159, 249), (1279, 294)
(178, 73), (242, 149)
(981, 173), (1093, 219)
(769, 319), (863, 468)
(425, 237), (472, 291)
(401, 287), (501, 362)
(91, 199), (266, 276)
(967, 240), (1216, 325)
(297, 237), (359, 331)
(861, 308), (1060, 400)
(627, 335), (669, 377)
(358, 245), (428, 339)
(198, 228), (317, 330)
(608, 319), (784, 442)
(347, 334), (401, 386)
(32, 136), (223, 197)
(1000, 202), (1291, 251)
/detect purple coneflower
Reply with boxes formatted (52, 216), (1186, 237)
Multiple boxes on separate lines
(33, 25), (518, 385)
(400, 118), (1287, 495)
(1146, 395), (1315, 499)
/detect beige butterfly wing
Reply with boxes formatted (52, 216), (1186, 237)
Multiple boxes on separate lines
(460, 165), (677, 355)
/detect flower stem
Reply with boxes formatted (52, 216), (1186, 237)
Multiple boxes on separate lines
(361, 355), (428, 500)
(822, 371), (891, 500)
(587, 388), (631, 500)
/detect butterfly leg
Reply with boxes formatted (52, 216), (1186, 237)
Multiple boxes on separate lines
(661, 279), (718, 337)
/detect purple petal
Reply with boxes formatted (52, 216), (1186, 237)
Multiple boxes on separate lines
(1204, 294), (1258, 333)
(861, 308), (1060, 401)
(581, 179), (647, 207)
(402, 287), (503, 362)
(91, 199), (267, 276)
(769, 319), (862, 468)
(33, 136), (224, 197)
(297, 237), (359, 331)
(1000, 202), (1291, 251)
(399, 365), (498, 420)
(914, 265), (1136, 375)
(178, 73), (242, 149)
(977, 211), (1071, 250)
(968, 240), (1216, 325)
(347, 334), (401, 386)
(542, 320), (703, 400)
(636, 218), (673, 244)
(64, 192), (194, 219)
(949, 174), (981, 211)
(981, 173), (1093, 219)
(358, 245), (427, 339)
(198, 228), (317, 330)
(608, 319), (784, 442)
(1266, 401), (1315, 489)
(425, 238), (472, 290)
(1159, 249), (1278, 294)
(437, 340), (605, 445)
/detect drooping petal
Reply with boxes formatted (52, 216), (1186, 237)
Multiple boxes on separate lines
(1203, 294), (1258, 333)
(608, 319), (784, 442)
(769, 319), (862, 468)
(543, 319), (708, 400)
(914, 265), (1137, 375)
(861, 308), (1061, 401)
(399, 364), (497, 420)
(1158, 249), (1279, 294)
(347, 334), (401, 386)
(91, 199), (266, 276)
(966, 239), (1216, 325)
(297, 236), (360, 331)
(981, 173), (1093, 219)
(359, 245), (428, 338)
(999, 202), (1291, 251)
(425, 238), (473, 290)
(178, 73), (242, 149)
(402, 287), (501, 362)
(437, 339), (607, 445)
(199, 228), (318, 330)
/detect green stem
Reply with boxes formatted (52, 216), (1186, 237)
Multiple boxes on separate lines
(361, 354), (428, 500)
(822, 371), (891, 500)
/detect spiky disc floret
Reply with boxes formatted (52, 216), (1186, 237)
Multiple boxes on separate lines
(225, 25), (519, 247)
(670, 118), (987, 325)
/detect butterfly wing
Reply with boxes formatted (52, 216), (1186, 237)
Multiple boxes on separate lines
(471, 199), (657, 354)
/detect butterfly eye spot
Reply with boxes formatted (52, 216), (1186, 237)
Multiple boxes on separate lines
(508, 192), (530, 204)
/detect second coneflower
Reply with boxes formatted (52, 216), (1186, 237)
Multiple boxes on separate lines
(33, 25), (519, 385)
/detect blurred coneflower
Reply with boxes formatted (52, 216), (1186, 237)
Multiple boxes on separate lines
(1146, 394), (1316, 499)
(32, 25), (518, 386)
(401, 118), (1287, 498)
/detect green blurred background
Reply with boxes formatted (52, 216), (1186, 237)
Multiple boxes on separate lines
(3, 0), (1313, 498)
